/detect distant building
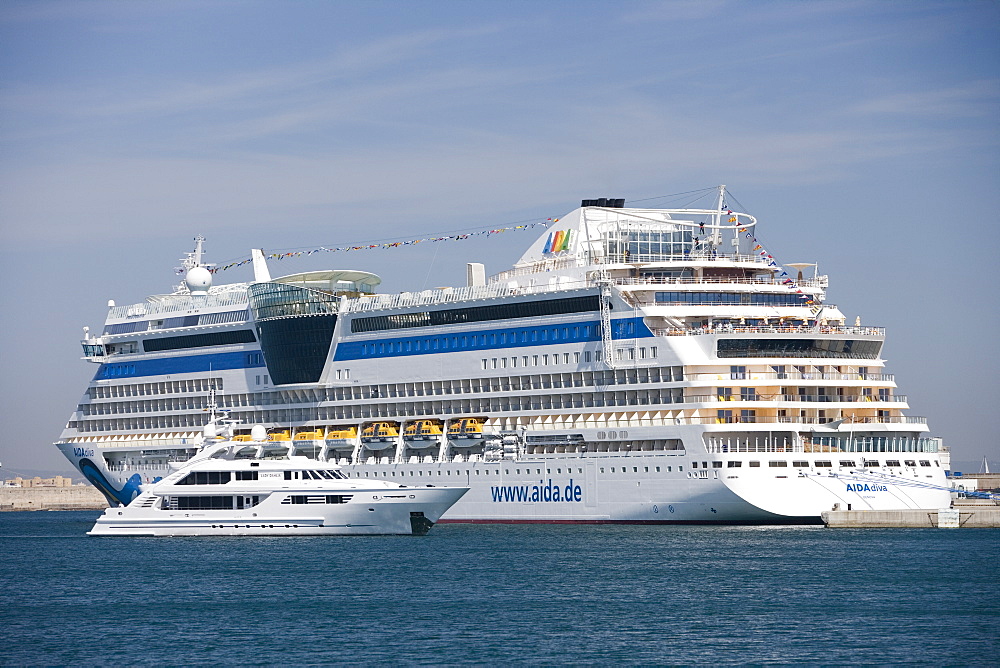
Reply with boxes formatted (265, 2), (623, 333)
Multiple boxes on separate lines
(2, 476), (78, 488)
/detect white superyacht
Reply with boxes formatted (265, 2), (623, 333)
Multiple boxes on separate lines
(58, 186), (952, 524)
(89, 410), (468, 536)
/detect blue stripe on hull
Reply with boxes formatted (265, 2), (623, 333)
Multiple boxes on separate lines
(93, 317), (654, 377)
(334, 317), (653, 361)
(95, 350), (266, 380)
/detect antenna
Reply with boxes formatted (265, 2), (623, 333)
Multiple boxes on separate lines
(181, 236), (207, 270)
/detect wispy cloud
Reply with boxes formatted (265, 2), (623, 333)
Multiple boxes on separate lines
(848, 80), (1000, 118)
(0, 23), (509, 136)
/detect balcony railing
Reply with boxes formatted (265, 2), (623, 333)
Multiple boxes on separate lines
(691, 394), (906, 403)
(704, 415), (926, 425)
(686, 372), (894, 382)
(614, 276), (825, 287)
(652, 325), (885, 336)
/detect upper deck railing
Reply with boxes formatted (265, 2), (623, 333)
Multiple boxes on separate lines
(488, 251), (782, 283)
(614, 276), (824, 288)
(107, 290), (250, 320)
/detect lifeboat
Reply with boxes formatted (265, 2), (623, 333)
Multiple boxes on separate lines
(361, 421), (399, 443)
(325, 426), (358, 441)
(403, 420), (443, 441)
(293, 429), (325, 442)
(447, 418), (486, 440)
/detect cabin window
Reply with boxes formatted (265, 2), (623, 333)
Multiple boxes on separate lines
(177, 471), (232, 485)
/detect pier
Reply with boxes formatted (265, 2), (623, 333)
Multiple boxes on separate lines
(822, 501), (1000, 528)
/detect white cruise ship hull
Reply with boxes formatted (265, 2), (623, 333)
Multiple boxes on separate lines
(62, 443), (951, 525)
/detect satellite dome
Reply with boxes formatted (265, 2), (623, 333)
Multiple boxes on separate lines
(185, 266), (212, 295)
(250, 425), (268, 442)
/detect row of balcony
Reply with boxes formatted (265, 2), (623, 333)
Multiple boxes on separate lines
(652, 325), (885, 336)
(696, 394), (904, 403)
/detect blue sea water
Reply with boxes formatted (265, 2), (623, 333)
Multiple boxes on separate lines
(1, 511), (997, 666)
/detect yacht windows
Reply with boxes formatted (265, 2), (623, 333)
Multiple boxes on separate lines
(283, 495), (352, 504)
(863, 460), (880, 467)
(169, 496), (236, 510)
(815, 461), (832, 467)
(840, 460), (857, 468)
(885, 460), (901, 467)
(235, 471), (259, 481)
(920, 460), (931, 467)
(792, 461), (808, 467)
(768, 461), (788, 467)
(749, 461), (760, 467)
(176, 471), (232, 485)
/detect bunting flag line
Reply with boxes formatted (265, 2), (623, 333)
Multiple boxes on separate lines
(209, 220), (552, 274)
(737, 227), (823, 314)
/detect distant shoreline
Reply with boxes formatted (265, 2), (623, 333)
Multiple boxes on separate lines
(0, 486), (107, 512)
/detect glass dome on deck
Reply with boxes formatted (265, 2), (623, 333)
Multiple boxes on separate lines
(272, 270), (381, 295)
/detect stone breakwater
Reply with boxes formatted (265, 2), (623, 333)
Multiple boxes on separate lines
(0, 486), (108, 511)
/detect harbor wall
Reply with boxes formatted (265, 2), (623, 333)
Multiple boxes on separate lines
(822, 507), (1000, 528)
(0, 486), (108, 511)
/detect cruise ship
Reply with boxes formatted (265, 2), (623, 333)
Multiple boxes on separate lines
(57, 186), (952, 524)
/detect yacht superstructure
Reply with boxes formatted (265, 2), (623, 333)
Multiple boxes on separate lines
(57, 187), (952, 523)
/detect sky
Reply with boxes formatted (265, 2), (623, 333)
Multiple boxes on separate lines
(1, 0), (997, 476)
